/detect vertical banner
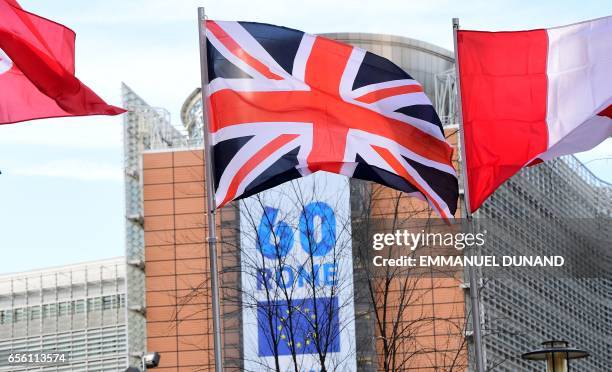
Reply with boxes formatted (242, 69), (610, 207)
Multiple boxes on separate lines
(240, 172), (356, 371)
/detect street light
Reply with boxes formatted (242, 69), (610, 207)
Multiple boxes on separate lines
(124, 352), (161, 372)
(522, 340), (589, 372)
(141, 352), (161, 370)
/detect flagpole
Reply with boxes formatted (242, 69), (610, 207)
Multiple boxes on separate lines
(198, 7), (224, 372)
(453, 17), (486, 372)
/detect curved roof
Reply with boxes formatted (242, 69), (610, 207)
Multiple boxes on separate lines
(319, 32), (454, 62)
(181, 87), (202, 127)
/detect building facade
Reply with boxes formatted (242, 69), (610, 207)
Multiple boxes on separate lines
(474, 151), (612, 370)
(0, 258), (127, 371)
(122, 83), (196, 368)
(123, 31), (612, 372)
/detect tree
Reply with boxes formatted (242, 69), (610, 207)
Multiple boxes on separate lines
(351, 180), (468, 371)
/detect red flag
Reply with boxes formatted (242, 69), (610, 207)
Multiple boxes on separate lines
(0, 0), (125, 124)
(457, 16), (612, 213)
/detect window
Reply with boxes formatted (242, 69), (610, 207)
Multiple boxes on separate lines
(58, 301), (71, 316)
(0, 310), (12, 324)
(102, 295), (112, 310)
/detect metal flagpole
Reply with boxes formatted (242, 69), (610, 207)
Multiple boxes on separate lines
(197, 7), (224, 372)
(452, 17), (486, 372)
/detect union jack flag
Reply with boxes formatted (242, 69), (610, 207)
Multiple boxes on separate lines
(205, 21), (458, 219)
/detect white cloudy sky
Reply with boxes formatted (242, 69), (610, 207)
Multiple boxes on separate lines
(0, 0), (610, 273)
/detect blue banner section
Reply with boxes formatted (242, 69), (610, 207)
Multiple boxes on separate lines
(257, 297), (340, 356)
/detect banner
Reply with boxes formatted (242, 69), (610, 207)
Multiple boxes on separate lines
(240, 172), (356, 371)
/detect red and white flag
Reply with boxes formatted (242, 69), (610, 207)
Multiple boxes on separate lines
(0, 0), (124, 124)
(457, 16), (612, 213)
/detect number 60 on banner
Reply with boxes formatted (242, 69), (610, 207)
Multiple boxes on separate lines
(256, 202), (337, 259)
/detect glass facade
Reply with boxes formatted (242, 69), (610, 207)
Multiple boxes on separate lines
(0, 258), (127, 371)
(475, 156), (612, 370)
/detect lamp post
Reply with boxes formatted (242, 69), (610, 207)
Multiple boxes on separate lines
(140, 352), (160, 371)
(522, 340), (589, 372)
(124, 352), (160, 372)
